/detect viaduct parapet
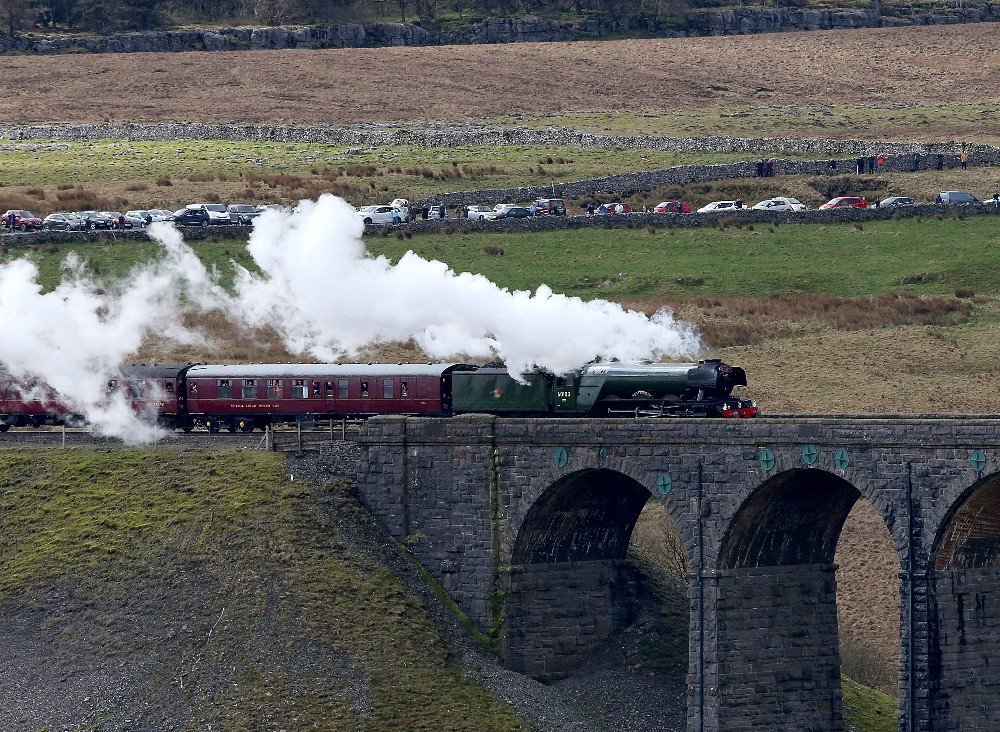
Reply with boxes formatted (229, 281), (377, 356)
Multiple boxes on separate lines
(352, 415), (1000, 731)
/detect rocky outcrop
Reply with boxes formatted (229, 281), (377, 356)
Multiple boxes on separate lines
(0, 5), (996, 55)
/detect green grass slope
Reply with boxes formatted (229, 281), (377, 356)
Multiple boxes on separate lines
(0, 449), (521, 731)
(843, 675), (899, 732)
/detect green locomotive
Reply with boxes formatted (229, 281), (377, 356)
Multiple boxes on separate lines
(450, 359), (757, 418)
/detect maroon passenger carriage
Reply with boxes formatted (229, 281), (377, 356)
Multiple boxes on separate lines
(0, 365), (186, 431)
(183, 363), (466, 432)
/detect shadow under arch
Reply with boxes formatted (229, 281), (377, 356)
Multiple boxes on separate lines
(711, 468), (898, 732)
(932, 470), (1000, 570)
(928, 471), (1000, 729)
(719, 468), (863, 569)
(504, 468), (669, 682)
(512, 468), (655, 565)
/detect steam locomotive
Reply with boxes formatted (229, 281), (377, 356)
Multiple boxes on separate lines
(0, 358), (757, 433)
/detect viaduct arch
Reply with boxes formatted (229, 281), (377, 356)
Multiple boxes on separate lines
(353, 415), (1000, 731)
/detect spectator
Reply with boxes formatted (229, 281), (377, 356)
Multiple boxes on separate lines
(867, 156), (876, 173)
(856, 157), (865, 174)
(876, 154), (886, 170)
(587, 203), (595, 216)
(391, 208), (400, 225)
(936, 154), (944, 171)
(961, 150), (970, 170)
(529, 202), (538, 216)
(598, 203), (607, 215)
(765, 159), (774, 177)
(828, 160), (838, 174)
(993, 193), (999, 208)
(421, 207), (429, 220)
(913, 153), (921, 172)
(755, 159), (765, 178)
(935, 192), (943, 204)
(735, 198), (744, 209)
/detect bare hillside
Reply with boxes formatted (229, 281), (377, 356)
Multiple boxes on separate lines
(0, 25), (996, 125)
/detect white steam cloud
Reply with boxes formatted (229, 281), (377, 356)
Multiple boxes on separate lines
(0, 194), (700, 441)
(224, 195), (700, 375)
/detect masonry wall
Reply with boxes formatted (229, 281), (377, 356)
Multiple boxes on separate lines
(929, 568), (1000, 730)
(503, 559), (632, 682)
(714, 564), (843, 732)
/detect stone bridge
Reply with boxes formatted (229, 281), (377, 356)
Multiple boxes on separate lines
(353, 415), (999, 731)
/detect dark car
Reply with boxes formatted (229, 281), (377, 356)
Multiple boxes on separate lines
(43, 213), (86, 231)
(75, 210), (116, 230)
(879, 196), (916, 208)
(935, 191), (983, 206)
(1, 210), (44, 232)
(532, 198), (566, 216)
(173, 207), (211, 227)
(494, 206), (531, 219)
(227, 203), (262, 225)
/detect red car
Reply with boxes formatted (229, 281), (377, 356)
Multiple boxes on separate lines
(819, 196), (868, 210)
(1, 210), (44, 232)
(653, 200), (692, 214)
(598, 203), (633, 215)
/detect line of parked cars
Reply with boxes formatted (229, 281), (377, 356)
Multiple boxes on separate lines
(0, 202), (284, 233)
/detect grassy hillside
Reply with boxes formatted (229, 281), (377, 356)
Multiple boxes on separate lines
(0, 449), (522, 731)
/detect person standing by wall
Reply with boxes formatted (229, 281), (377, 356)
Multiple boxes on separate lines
(913, 153), (921, 172)
(936, 154), (944, 171)
(961, 150), (970, 170)
(876, 154), (886, 171)
(856, 157), (865, 174)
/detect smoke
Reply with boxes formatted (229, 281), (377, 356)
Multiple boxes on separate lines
(0, 229), (223, 442)
(224, 195), (700, 375)
(0, 194), (700, 441)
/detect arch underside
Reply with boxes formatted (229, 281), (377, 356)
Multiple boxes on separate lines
(512, 468), (653, 565)
(935, 473), (1000, 570)
(720, 468), (862, 569)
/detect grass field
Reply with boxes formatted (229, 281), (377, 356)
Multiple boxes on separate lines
(0, 449), (523, 730)
(0, 139), (799, 215)
(0, 26), (996, 129)
(499, 103), (1000, 144)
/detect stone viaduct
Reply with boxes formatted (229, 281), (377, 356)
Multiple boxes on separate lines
(353, 415), (999, 731)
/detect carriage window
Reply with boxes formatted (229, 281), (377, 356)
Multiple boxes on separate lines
(190, 382), (198, 395)
(325, 381), (334, 397)
(361, 381), (369, 397)
(165, 382), (174, 394)
(128, 381), (146, 399)
(400, 381), (408, 397)
(312, 380), (321, 397)
(383, 379), (394, 399)
(242, 379), (257, 399)
(217, 379), (232, 398)
(266, 379), (282, 399)
(292, 379), (308, 398)
(339, 379), (349, 398)
(107, 379), (118, 394)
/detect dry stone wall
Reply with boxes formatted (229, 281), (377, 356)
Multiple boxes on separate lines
(0, 6), (996, 55)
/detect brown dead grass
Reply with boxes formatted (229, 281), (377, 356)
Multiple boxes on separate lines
(623, 292), (975, 349)
(0, 25), (996, 125)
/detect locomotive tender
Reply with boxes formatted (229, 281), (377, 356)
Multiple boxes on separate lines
(0, 358), (756, 433)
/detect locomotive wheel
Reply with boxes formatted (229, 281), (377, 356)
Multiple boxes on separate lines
(0, 423), (9, 433)
(240, 423), (254, 433)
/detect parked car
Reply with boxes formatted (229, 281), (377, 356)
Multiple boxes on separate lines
(173, 207), (212, 227)
(391, 198), (412, 222)
(465, 204), (495, 220)
(74, 211), (116, 230)
(597, 203), (633, 215)
(357, 205), (404, 225)
(126, 209), (172, 225)
(819, 196), (868, 210)
(879, 196), (916, 208)
(935, 191), (983, 205)
(483, 203), (518, 220)
(532, 198), (566, 216)
(189, 203), (231, 225)
(493, 206), (531, 219)
(103, 211), (133, 229)
(1, 210), (44, 232)
(752, 197), (807, 212)
(427, 205), (448, 220)
(653, 201), (692, 214)
(696, 200), (746, 214)
(43, 213), (86, 231)
(227, 203), (262, 225)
